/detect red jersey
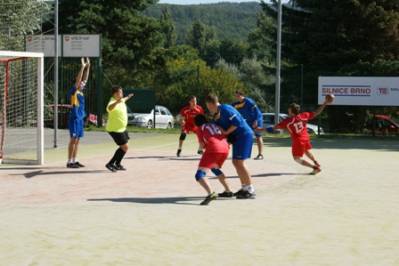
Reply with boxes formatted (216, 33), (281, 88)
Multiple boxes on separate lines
(179, 105), (204, 132)
(196, 123), (229, 154)
(276, 112), (315, 142)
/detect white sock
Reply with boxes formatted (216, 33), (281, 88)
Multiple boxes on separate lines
(72, 158), (76, 163)
(243, 185), (255, 193)
(68, 159), (73, 164)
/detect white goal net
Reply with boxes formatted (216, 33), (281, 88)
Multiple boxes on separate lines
(0, 51), (44, 165)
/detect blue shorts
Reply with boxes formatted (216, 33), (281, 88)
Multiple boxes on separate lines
(68, 118), (84, 139)
(232, 132), (253, 160)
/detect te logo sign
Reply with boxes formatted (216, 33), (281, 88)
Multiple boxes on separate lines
(378, 88), (389, 95)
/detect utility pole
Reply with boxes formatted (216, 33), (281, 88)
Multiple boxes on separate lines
(275, 0), (282, 125)
(54, 0), (59, 148)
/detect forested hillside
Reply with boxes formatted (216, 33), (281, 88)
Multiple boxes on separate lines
(144, 2), (261, 43)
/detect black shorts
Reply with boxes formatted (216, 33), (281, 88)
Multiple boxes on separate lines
(109, 131), (130, 145)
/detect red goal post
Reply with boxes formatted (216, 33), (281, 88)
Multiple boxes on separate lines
(0, 51), (44, 165)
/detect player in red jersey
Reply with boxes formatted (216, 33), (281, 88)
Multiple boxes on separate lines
(193, 114), (232, 205)
(274, 95), (334, 174)
(177, 95), (205, 157)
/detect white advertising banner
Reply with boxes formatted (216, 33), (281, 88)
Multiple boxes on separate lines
(26, 34), (100, 57)
(62, 35), (100, 57)
(26, 35), (61, 57)
(318, 76), (399, 106)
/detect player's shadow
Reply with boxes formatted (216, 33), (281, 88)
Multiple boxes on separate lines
(87, 196), (204, 206)
(19, 170), (108, 179)
(125, 155), (171, 160)
(167, 158), (199, 161)
(264, 136), (399, 151)
(209, 172), (301, 179)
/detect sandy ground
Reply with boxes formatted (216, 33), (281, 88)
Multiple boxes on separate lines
(0, 133), (399, 266)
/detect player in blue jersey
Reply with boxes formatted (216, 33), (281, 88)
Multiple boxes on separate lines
(232, 90), (264, 160)
(66, 58), (90, 168)
(205, 94), (256, 199)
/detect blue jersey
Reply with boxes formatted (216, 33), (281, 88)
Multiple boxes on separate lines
(67, 85), (86, 120)
(215, 104), (253, 137)
(232, 97), (263, 126)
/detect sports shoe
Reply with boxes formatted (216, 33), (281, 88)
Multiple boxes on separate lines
(218, 191), (234, 198)
(200, 192), (217, 205)
(74, 162), (85, 168)
(310, 167), (321, 175)
(67, 163), (79, 168)
(177, 149), (182, 157)
(236, 190), (256, 199)
(105, 163), (117, 172)
(197, 150), (203, 155)
(114, 164), (127, 171)
(254, 154), (264, 160)
(233, 188), (245, 196)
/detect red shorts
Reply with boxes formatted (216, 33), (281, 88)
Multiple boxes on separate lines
(292, 140), (312, 157)
(199, 152), (229, 169)
(182, 126), (197, 134)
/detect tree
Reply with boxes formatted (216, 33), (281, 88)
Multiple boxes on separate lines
(159, 8), (176, 48)
(187, 21), (216, 56)
(154, 54), (245, 113)
(219, 40), (247, 66)
(59, 0), (163, 87)
(0, 0), (50, 50)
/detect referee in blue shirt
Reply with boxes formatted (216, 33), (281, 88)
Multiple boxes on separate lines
(232, 90), (264, 160)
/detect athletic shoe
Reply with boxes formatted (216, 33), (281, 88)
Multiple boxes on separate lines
(200, 192), (218, 205)
(74, 162), (85, 168)
(197, 150), (203, 155)
(67, 163), (79, 169)
(218, 191), (234, 198)
(114, 164), (127, 171)
(233, 188), (245, 196)
(254, 154), (264, 160)
(310, 167), (321, 175)
(105, 163), (117, 172)
(236, 190), (256, 199)
(177, 149), (182, 157)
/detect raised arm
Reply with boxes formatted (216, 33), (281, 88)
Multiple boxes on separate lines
(75, 58), (87, 88)
(82, 58), (90, 82)
(313, 94), (334, 117)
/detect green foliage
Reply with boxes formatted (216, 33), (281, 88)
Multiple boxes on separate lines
(0, 0), (50, 50)
(159, 8), (177, 48)
(153, 47), (245, 113)
(59, 0), (163, 87)
(248, 1), (399, 132)
(144, 2), (261, 43)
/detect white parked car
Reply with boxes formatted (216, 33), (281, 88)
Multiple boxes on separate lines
(128, 105), (175, 129)
(263, 113), (324, 134)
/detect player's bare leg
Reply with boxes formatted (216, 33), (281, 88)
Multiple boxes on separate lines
(254, 136), (264, 160)
(305, 150), (320, 168)
(197, 142), (204, 155)
(195, 168), (217, 205)
(177, 132), (186, 157)
(232, 159), (255, 198)
(67, 138), (79, 168)
(294, 156), (321, 175)
(72, 139), (85, 168)
(216, 173), (234, 198)
(217, 173), (231, 192)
